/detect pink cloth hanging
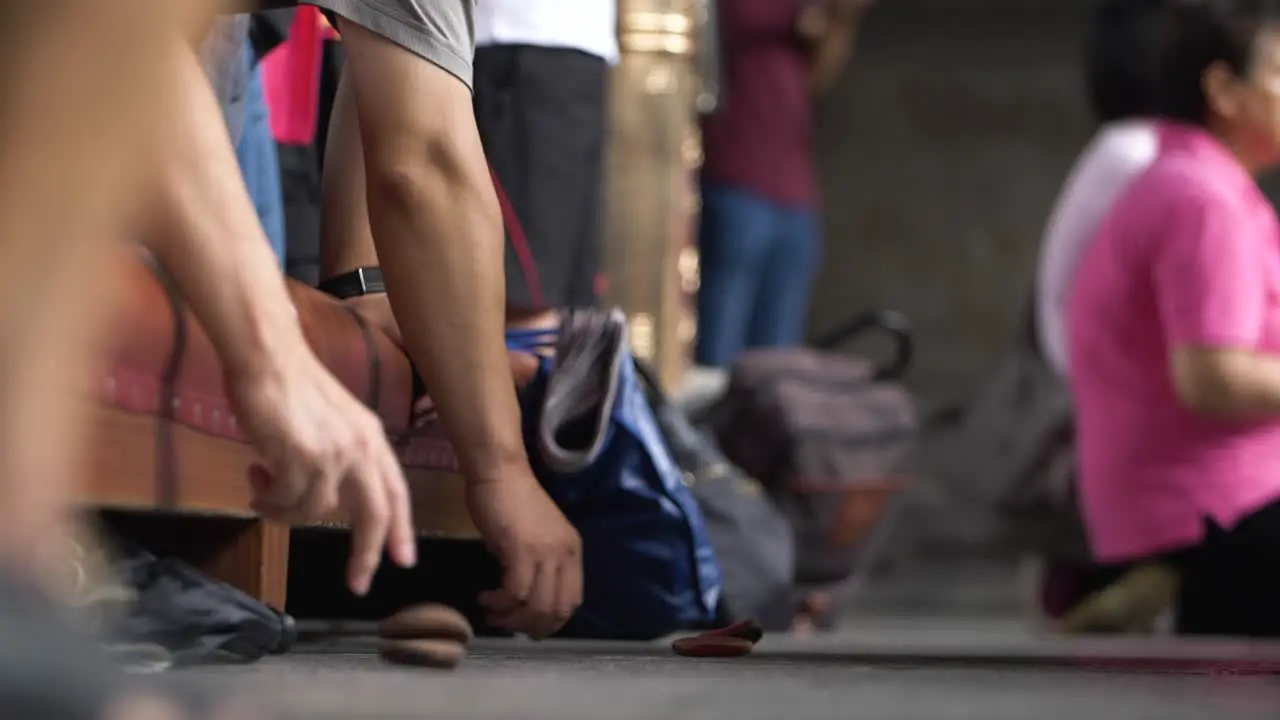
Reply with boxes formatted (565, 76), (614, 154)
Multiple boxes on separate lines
(261, 7), (325, 146)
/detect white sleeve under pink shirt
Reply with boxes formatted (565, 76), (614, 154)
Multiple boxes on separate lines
(1035, 120), (1160, 375)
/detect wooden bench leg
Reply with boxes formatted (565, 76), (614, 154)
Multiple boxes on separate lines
(100, 512), (291, 611)
(203, 520), (290, 611)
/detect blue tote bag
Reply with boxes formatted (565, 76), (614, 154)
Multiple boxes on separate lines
(506, 310), (722, 640)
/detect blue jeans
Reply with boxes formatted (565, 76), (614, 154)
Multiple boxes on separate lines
(235, 43), (287, 269)
(695, 182), (820, 368)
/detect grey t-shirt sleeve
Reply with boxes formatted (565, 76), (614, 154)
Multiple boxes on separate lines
(307, 0), (476, 89)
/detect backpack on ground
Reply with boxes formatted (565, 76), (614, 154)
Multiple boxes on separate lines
(916, 302), (1086, 563)
(708, 310), (918, 623)
(638, 361), (796, 631)
(517, 309), (723, 640)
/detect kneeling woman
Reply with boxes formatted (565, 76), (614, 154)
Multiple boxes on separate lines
(1068, 0), (1280, 637)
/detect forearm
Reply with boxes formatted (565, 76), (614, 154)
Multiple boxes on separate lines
(369, 156), (530, 483)
(801, 0), (869, 93)
(142, 39), (305, 379)
(1171, 347), (1280, 418)
(809, 32), (853, 93)
(0, 0), (195, 584)
(828, 0), (874, 22)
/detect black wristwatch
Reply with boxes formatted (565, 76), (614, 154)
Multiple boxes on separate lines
(318, 266), (385, 300)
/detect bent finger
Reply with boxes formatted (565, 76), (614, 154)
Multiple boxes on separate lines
(296, 467), (342, 521)
(554, 558), (583, 626)
(380, 446), (417, 568)
(341, 465), (391, 596)
(494, 564), (557, 639)
(247, 462), (303, 510)
(525, 562), (559, 639)
(478, 588), (522, 615)
(501, 549), (536, 607)
(249, 462), (314, 525)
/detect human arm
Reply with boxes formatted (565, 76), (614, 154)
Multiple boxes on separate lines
(337, 23), (581, 639)
(1153, 184), (1280, 418)
(139, 37), (416, 595)
(143, 42), (304, 381)
(1170, 348), (1280, 416)
(797, 0), (876, 94)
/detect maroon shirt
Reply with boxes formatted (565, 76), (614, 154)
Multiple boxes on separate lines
(701, 0), (815, 209)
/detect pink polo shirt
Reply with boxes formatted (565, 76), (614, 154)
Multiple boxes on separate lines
(1067, 121), (1280, 562)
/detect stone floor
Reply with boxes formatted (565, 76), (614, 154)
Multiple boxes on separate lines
(189, 629), (1280, 720)
(179, 564), (1280, 720)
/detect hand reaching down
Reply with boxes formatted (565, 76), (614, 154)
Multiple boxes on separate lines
(470, 472), (583, 639)
(224, 347), (417, 596)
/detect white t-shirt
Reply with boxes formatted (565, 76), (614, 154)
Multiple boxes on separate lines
(1035, 119), (1159, 376)
(475, 0), (620, 65)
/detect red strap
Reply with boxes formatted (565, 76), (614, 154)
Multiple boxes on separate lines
(261, 6), (324, 146)
(487, 163), (547, 309)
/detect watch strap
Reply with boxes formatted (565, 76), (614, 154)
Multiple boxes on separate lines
(318, 266), (385, 300)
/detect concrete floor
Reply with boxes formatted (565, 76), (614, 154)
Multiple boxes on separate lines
(180, 561), (1280, 720)
(188, 627), (1280, 720)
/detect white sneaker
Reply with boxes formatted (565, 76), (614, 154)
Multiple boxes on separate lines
(673, 365), (730, 415)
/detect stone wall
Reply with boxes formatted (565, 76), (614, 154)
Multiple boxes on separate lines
(806, 2), (1096, 410)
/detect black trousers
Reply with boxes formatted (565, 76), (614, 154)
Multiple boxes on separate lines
(473, 44), (608, 311)
(1174, 498), (1280, 637)
(1064, 498), (1280, 637)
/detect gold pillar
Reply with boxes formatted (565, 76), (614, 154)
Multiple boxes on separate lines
(604, 0), (705, 391)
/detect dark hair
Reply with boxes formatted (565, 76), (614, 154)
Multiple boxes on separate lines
(1153, 0), (1279, 124)
(1084, 0), (1174, 123)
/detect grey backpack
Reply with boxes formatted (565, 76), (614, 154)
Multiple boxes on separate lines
(918, 303), (1087, 562)
(708, 311), (917, 592)
(637, 362), (797, 631)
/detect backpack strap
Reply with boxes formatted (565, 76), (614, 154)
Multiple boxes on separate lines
(1020, 290), (1047, 361)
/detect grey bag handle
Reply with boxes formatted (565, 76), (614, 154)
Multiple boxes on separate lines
(536, 309), (630, 474)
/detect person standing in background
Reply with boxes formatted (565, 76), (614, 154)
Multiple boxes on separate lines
(695, 0), (875, 369)
(473, 0), (618, 330)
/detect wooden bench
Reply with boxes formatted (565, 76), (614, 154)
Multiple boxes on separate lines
(82, 252), (510, 609)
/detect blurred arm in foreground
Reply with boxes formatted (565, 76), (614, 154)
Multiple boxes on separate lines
(0, 0), (205, 589)
(136, 25), (417, 597)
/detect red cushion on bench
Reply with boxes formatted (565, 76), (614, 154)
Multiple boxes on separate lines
(86, 252), (470, 530)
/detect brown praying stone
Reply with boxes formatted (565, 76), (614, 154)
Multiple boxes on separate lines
(380, 638), (466, 669)
(378, 603), (473, 643)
